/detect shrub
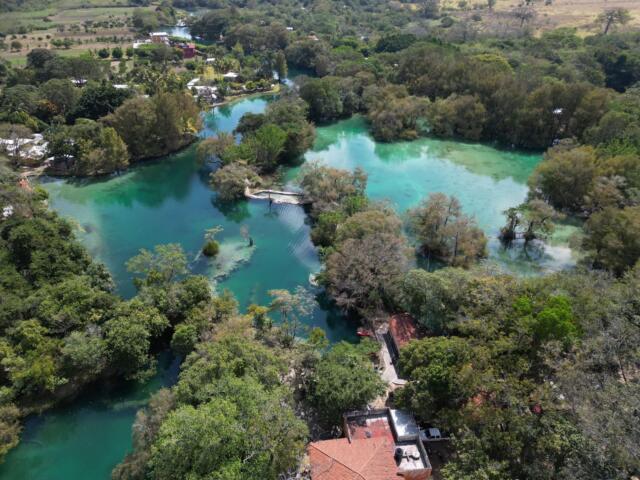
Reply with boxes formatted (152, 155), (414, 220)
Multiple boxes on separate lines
(440, 16), (454, 28)
(202, 240), (220, 257)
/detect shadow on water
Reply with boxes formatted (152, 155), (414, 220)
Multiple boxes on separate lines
(41, 147), (200, 210)
(315, 292), (360, 343)
(211, 196), (252, 223)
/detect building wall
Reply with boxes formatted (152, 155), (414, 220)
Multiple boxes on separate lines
(401, 468), (432, 480)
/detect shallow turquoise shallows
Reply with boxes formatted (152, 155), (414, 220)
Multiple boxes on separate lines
(0, 353), (179, 480)
(297, 116), (575, 274)
(0, 95), (570, 480)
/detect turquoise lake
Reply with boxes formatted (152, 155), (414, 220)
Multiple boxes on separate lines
(0, 94), (575, 479)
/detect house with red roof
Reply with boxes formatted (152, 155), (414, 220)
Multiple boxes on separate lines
(307, 408), (432, 480)
(384, 314), (423, 364)
(181, 43), (196, 59)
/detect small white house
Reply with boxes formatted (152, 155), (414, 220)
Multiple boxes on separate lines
(223, 72), (239, 80)
(150, 32), (169, 44)
(194, 85), (217, 93)
(133, 40), (151, 49)
(193, 86), (218, 104)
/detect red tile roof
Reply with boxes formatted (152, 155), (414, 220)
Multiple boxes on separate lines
(348, 417), (394, 441)
(308, 437), (399, 480)
(389, 313), (421, 349)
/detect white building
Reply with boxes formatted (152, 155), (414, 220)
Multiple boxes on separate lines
(150, 32), (169, 44)
(133, 40), (151, 49)
(193, 85), (218, 104)
(0, 134), (49, 161)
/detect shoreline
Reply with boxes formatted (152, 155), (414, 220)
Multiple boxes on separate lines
(17, 86), (282, 181)
(205, 83), (281, 110)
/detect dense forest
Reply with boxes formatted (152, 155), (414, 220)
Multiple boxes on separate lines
(0, 164), (173, 458)
(0, 0), (639, 478)
(191, 6), (640, 477)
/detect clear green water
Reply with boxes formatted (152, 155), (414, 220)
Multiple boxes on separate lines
(0, 97), (574, 480)
(0, 353), (179, 480)
(294, 116), (576, 274)
(35, 96), (356, 339)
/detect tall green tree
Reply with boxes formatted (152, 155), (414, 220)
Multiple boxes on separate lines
(274, 50), (288, 83)
(597, 8), (632, 34)
(309, 340), (385, 427)
(582, 205), (640, 275)
(249, 123), (287, 171)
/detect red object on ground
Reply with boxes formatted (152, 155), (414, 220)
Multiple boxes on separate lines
(357, 328), (373, 337)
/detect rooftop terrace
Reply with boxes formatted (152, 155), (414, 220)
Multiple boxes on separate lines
(307, 408), (432, 480)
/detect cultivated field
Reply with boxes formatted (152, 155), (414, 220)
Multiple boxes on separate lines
(0, 2), (154, 64)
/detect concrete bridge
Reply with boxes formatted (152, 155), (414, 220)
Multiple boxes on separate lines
(244, 187), (310, 205)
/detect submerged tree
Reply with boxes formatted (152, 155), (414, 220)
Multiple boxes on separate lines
(500, 200), (561, 246)
(202, 225), (223, 257)
(210, 163), (260, 202)
(126, 243), (188, 288)
(268, 287), (315, 348)
(196, 132), (235, 164)
(407, 193), (487, 267)
(298, 162), (367, 218)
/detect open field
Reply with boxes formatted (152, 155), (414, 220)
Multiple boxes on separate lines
(494, 0), (640, 33)
(2, 0), (638, 66)
(0, 4), (150, 32)
(410, 0), (640, 34)
(0, 0), (153, 33)
(0, 2), (157, 64)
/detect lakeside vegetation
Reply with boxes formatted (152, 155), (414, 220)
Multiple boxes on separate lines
(0, 163), (187, 459)
(0, 0), (639, 478)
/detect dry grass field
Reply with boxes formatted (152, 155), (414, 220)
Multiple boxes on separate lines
(494, 0), (640, 34)
(407, 0), (640, 35)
